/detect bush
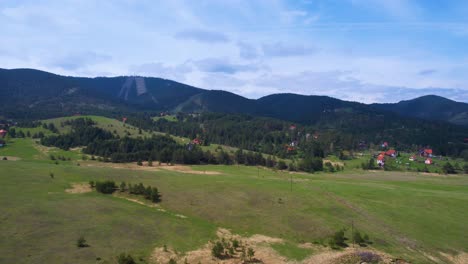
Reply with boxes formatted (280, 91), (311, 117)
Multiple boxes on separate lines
(76, 236), (88, 248)
(211, 241), (224, 259)
(357, 251), (382, 263)
(95, 180), (116, 194)
(329, 229), (346, 249)
(443, 162), (456, 174)
(117, 253), (136, 264)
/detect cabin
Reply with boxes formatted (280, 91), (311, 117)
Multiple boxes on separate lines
(381, 142), (389, 148)
(0, 129), (7, 138)
(385, 149), (397, 157)
(425, 158), (433, 165)
(420, 149), (433, 157)
(0, 139), (5, 147)
(192, 138), (202, 145)
(409, 155), (416, 161)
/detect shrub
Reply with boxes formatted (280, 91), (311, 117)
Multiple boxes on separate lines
(117, 253), (136, 264)
(443, 162), (456, 174)
(76, 236), (88, 248)
(212, 241), (224, 259)
(95, 180), (116, 194)
(352, 231), (364, 245)
(357, 251), (382, 263)
(329, 229), (346, 249)
(247, 247), (255, 260)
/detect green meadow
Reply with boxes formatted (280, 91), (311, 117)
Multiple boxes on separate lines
(0, 133), (467, 263)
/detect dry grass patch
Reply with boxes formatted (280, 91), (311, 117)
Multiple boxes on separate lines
(65, 183), (92, 194)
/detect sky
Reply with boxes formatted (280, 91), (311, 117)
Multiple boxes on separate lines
(1, 0), (468, 103)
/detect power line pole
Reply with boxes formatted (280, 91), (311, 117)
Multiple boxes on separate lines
(290, 174), (292, 192)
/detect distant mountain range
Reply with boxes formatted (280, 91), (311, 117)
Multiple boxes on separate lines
(1, 68), (467, 126)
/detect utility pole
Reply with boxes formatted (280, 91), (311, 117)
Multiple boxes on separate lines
(290, 174), (292, 192)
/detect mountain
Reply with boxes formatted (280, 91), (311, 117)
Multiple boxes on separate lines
(1, 68), (468, 127)
(372, 95), (468, 126)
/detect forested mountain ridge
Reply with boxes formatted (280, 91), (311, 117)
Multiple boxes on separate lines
(372, 95), (468, 126)
(1, 68), (468, 127)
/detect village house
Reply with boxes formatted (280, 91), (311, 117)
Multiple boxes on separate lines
(385, 149), (397, 157)
(192, 138), (202, 145)
(425, 158), (433, 165)
(376, 153), (385, 167)
(420, 148), (433, 157)
(409, 155), (417, 161)
(0, 129), (7, 138)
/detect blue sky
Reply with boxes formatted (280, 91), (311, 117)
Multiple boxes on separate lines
(1, 0), (468, 103)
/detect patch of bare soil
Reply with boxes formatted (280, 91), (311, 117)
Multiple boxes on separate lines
(0, 156), (21, 161)
(304, 247), (395, 264)
(439, 251), (468, 264)
(84, 161), (221, 175)
(151, 228), (286, 264)
(150, 228), (395, 264)
(65, 183), (92, 194)
(159, 164), (221, 175)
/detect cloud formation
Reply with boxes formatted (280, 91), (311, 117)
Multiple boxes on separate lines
(0, 0), (467, 103)
(174, 29), (229, 43)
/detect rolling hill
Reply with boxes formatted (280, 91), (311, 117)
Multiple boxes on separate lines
(1, 68), (468, 127)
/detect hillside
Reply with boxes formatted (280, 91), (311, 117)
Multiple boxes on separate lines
(372, 95), (468, 126)
(1, 68), (468, 127)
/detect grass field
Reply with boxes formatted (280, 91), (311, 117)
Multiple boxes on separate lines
(1, 137), (467, 264)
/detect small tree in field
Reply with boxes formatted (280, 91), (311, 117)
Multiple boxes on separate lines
(151, 187), (161, 203)
(120, 181), (127, 192)
(212, 241), (224, 259)
(76, 236), (88, 248)
(247, 247), (255, 261)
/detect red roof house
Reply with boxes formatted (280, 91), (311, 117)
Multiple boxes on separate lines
(192, 138), (202, 145)
(0, 129), (7, 138)
(385, 149), (397, 157)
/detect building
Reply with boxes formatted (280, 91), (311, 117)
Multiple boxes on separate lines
(425, 158), (433, 165)
(192, 138), (202, 145)
(377, 154), (385, 167)
(409, 155), (416, 161)
(420, 149), (433, 157)
(385, 149), (397, 157)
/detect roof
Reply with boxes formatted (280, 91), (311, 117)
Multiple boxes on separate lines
(424, 149), (433, 154)
(377, 154), (385, 160)
(385, 149), (396, 155)
(0, 129), (7, 133)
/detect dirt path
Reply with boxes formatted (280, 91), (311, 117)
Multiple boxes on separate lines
(0, 156), (21, 161)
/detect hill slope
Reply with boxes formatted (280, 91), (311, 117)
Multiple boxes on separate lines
(372, 95), (468, 126)
(1, 68), (468, 127)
